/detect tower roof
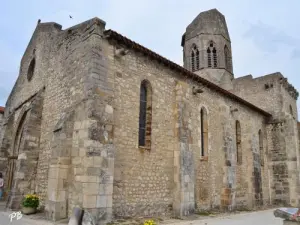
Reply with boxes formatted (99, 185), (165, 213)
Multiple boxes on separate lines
(182, 8), (230, 46)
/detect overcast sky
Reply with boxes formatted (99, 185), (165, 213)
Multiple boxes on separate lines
(1, 0), (300, 112)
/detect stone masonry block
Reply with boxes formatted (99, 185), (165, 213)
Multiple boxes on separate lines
(106, 195), (112, 207)
(82, 157), (94, 167)
(74, 167), (84, 175)
(48, 167), (59, 179)
(83, 195), (97, 208)
(58, 168), (69, 179)
(57, 190), (66, 202)
(75, 175), (98, 183)
(72, 157), (82, 165)
(82, 182), (99, 195)
(96, 195), (107, 208)
(93, 156), (103, 166)
(48, 178), (64, 191)
(79, 148), (86, 157)
(58, 157), (71, 165)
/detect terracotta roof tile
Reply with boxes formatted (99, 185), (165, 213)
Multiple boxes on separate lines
(104, 29), (271, 117)
(0, 106), (4, 114)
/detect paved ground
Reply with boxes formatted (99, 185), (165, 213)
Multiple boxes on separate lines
(162, 209), (284, 225)
(0, 200), (286, 225)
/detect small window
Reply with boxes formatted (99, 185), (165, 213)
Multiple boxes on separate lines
(138, 80), (152, 149)
(290, 105), (293, 116)
(27, 58), (36, 81)
(236, 121), (242, 165)
(259, 130), (264, 166)
(200, 107), (208, 157)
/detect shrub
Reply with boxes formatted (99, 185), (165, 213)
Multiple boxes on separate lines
(21, 194), (39, 208)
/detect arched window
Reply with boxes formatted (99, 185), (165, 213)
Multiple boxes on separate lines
(138, 80), (152, 149)
(27, 58), (36, 81)
(224, 45), (231, 71)
(236, 121), (242, 165)
(259, 129), (264, 166)
(200, 107), (208, 157)
(191, 45), (200, 72)
(207, 41), (217, 68)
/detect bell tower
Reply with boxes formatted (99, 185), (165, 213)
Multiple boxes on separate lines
(181, 8), (234, 90)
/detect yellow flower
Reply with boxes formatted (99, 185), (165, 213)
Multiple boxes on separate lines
(143, 219), (156, 225)
(24, 194), (39, 200)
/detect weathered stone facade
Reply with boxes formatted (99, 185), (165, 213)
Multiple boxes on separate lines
(0, 106), (4, 160)
(0, 8), (299, 225)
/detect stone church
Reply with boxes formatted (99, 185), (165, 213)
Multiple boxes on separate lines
(0, 8), (299, 224)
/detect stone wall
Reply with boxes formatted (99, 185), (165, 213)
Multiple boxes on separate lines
(0, 17), (111, 215)
(46, 19), (116, 224)
(111, 45), (175, 218)
(233, 73), (300, 207)
(6, 90), (44, 209)
(232, 73), (298, 119)
(108, 38), (272, 218)
(35, 19), (105, 209)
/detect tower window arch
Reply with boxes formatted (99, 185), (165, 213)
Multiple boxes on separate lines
(191, 45), (200, 72)
(207, 41), (217, 68)
(138, 80), (152, 149)
(224, 45), (232, 71)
